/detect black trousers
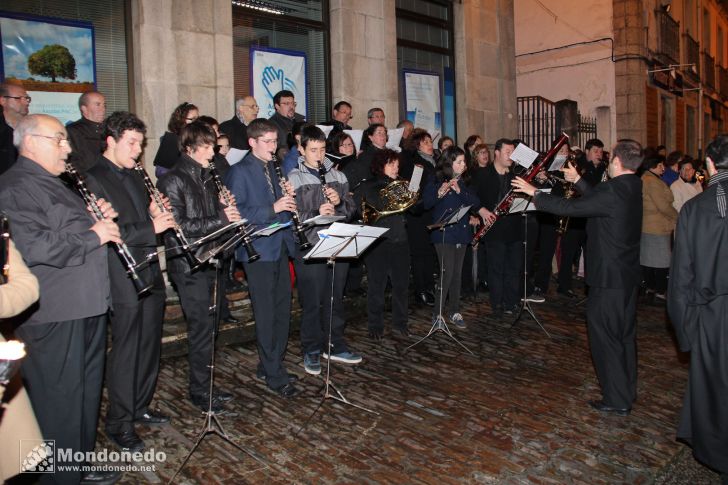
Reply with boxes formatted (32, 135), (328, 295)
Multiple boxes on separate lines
(16, 316), (107, 485)
(243, 247), (292, 390)
(434, 243), (467, 317)
(642, 266), (668, 293)
(407, 218), (436, 295)
(105, 285), (165, 433)
(294, 255), (349, 355)
(365, 240), (409, 331)
(485, 240), (523, 309)
(586, 286), (638, 409)
(169, 267), (216, 397)
(534, 222), (559, 291)
(558, 227), (586, 291)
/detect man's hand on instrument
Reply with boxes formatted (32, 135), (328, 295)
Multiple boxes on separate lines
(561, 161), (581, 184)
(478, 207), (496, 224)
(91, 219), (122, 245)
(323, 187), (340, 205)
(219, 189), (236, 207)
(274, 195), (297, 213)
(223, 204), (242, 222)
(468, 215), (480, 227)
(511, 177), (537, 197)
(281, 180), (295, 197)
(93, 198), (118, 220)
(319, 202), (335, 216)
(151, 210), (176, 234)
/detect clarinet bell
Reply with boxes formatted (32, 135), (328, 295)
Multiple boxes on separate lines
(130, 272), (153, 296)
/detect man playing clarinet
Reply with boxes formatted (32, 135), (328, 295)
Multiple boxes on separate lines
(84, 111), (176, 452)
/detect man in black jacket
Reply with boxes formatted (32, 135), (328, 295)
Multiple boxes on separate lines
(158, 121), (242, 412)
(0, 113), (121, 484)
(85, 111), (176, 452)
(219, 96), (259, 150)
(512, 139), (643, 417)
(268, 90), (305, 159)
(0, 82), (30, 175)
(668, 135), (728, 483)
(320, 100), (353, 143)
(66, 91), (107, 172)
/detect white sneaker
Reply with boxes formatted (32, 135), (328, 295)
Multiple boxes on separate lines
(449, 313), (466, 328)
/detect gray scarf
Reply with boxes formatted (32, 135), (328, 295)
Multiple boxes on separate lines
(418, 151), (436, 166)
(707, 170), (728, 218)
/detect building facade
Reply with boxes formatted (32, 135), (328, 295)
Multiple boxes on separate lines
(1, 0), (519, 167)
(516, 0), (728, 156)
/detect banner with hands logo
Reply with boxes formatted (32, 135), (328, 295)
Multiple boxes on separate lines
(251, 47), (307, 118)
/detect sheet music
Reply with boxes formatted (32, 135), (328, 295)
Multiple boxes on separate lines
(509, 191), (549, 213)
(316, 124), (334, 138)
(303, 215), (345, 226)
(226, 148), (248, 165)
(408, 164), (424, 192)
(386, 127), (404, 151)
(252, 221), (291, 237)
(304, 223), (389, 260)
(548, 154), (568, 172)
(343, 129), (364, 151)
(510, 143), (539, 169)
(428, 129), (441, 145)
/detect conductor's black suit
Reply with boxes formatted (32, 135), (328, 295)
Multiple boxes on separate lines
(534, 173), (642, 409)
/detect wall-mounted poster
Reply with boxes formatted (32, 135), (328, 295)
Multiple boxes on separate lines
(250, 47), (307, 119)
(403, 70), (442, 138)
(0, 11), (96, 125)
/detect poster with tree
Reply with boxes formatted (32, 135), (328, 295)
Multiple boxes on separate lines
(0, 11), (95, 124)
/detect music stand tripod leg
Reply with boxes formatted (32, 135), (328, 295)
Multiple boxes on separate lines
(168, 257), (267, 484)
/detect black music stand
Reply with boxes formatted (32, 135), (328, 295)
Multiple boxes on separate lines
(406, 205), (474, 355)
(295, 223), (386, 435)
(509, 198), (551, 338)
(167, 221), (284, 484)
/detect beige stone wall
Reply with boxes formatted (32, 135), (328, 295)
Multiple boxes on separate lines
(613, 0), (647, 143)
(454, 0), (518, 146)
(329, 0), (399, 129)
(130, 0), (234, 170)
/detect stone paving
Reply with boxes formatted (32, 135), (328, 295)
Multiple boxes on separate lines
(98, 287), (722, 484)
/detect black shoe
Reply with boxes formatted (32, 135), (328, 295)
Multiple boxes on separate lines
(213, 389), (234, 402)
(255, 369), (299, 383)
(190, 393), (225, 412)
(81, 469), (121, 485)
(368, 328), (383, 340)
(558, 289), (578, 299)
(223, 315), (240, 324)
(394, 326), (411, 337)
(106, 429), (144, 453)
(491, 305), (503, 319)
(416, 291), (435, 307)
(134, 410), (170, 425)
(588, 399), (631, 416)
(272, 383), (300, 398)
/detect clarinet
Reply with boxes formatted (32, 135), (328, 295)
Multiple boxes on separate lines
(316, 160), (332, 204)
(133, 161), (201, 270)
(65, 162), (153, 295)
(0, 213), (9, 285)
(208, 161), (260, 262)
(271, 155), (312, 250)
(471, 133), (569, 246)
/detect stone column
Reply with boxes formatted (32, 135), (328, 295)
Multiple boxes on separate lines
(453, 0), (518, 145)
(329, 0), (399, 129)
(129, 0), (234, 170)
(613, 0), (647, 143)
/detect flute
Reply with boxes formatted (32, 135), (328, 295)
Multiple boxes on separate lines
(65, 162), (152, 295)
(271, 155), (312, 250)
(208, 161), (261, 262)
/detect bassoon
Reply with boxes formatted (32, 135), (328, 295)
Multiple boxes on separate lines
(471, 133), (569, 246)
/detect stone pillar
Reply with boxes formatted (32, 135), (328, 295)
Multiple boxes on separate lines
(329, 0), (399, 129)
(453, 0), (518, 145)
(613, 0), (647, 143)
(129, 0), (234, 170)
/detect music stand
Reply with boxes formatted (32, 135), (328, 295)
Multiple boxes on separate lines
(509, 197), (551, 338)
(406, 206), (474, 355)
(295, 223), (386, 434)
(168, 221), (287, 484)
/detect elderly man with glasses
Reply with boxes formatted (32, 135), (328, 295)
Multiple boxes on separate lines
(220, 95), (259, 150)
(0, 82), (31, 175)
(0, 113), (122, 484)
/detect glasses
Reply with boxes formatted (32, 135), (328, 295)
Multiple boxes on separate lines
(29, 133), (69, 147)
(3, 95), (31, 102)
(256, 137), (277, 145)
(279, 101), (297, 107)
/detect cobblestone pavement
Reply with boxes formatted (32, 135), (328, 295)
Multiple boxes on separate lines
(97, 287), (722, 484)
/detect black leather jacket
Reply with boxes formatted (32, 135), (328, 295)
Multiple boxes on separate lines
(157, 154), (229, 273)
